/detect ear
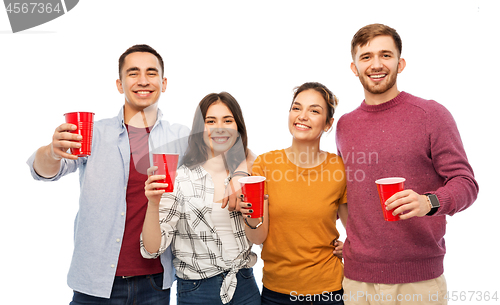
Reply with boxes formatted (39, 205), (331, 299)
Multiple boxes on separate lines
(350, 62), (359, 77)
(161, 77), (167, 92)
(397, 58), (406, 73)
(116, 79), (124, 94)
(325, 117), (335, 132)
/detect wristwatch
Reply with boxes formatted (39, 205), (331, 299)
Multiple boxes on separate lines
(425, 194), (440, 216)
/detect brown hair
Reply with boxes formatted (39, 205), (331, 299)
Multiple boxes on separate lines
(182, 92), (248, 173)
(351, 23), (402, 59)
(291, 82), (338, 125)
(118, 44), (164, 79)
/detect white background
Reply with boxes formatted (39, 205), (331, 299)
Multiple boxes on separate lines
(1, 1), (499, 304)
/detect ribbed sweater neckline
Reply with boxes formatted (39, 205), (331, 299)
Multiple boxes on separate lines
(359, 91), (409, 112)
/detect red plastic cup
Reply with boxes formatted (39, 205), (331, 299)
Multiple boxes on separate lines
(239, 176), (266, 218)
(375, 177), (406, 221)
(64, 112), (95, 157)
(152, 153), (179, 193)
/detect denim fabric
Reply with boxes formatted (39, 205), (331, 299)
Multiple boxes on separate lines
(261, 286), (344, 305)
(70, 273), (170, 304)
(176, 268), (261, 305)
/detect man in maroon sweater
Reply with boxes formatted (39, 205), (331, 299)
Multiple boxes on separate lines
(336, 24), (478, 305)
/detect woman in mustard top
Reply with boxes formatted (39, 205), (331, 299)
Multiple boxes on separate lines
(241, 82), (348, 304)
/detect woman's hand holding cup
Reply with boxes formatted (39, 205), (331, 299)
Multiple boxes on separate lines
(145, 166), (169, 205)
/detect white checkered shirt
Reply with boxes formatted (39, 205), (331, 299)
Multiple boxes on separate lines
(140, 165), (257, 304)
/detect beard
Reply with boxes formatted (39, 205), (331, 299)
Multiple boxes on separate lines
(358, 68), (398, 95)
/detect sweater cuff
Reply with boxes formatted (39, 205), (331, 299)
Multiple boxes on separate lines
(428, 189), (450, 217)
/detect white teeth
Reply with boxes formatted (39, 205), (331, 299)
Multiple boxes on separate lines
(370, 74), (386, 79)
(136, 91), (151, 94)
(295, 124), (310, 129)
(212, 137), (229, 143)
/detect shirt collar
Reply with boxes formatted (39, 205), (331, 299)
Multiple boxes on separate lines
(184, 164), (233, 184)
(117, 106), (164, 129)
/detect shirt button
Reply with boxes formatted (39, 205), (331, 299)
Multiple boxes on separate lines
(111, 264), (115, 268)
(116, 239), (120, 243)
(121, 212), (125, 216)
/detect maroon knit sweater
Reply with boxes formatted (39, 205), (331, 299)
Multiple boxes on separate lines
(335, 91), (478, 284)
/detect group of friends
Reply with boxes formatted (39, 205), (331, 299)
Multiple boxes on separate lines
(27, 23), (478, 305)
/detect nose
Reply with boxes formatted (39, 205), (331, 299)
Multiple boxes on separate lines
(137, 72), (150, 86)
(371, 56), (383, 70)
(297, 109), (308, 121)
(210, 122), (226, 134)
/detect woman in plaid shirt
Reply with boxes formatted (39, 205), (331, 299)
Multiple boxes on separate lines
(141, 92), (260, 305)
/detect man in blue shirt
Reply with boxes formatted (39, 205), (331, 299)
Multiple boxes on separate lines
(27, 44), (190, 304)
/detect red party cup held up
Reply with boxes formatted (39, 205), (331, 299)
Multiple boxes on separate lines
(375, 177), (406, 221)
(239, 176), (266, 218)
(64, 112), (94, 157)
(152, 153), (179, 193)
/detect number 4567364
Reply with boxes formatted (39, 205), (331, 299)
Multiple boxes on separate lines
(6, 3), (62, 14)
(444, 291), (498, 302)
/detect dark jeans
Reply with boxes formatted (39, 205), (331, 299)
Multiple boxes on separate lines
(261, 286), (344, 305)
(70, 273), (170, 305)
(176, 268), (261, 305)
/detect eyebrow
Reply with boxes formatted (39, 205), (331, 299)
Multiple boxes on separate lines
(293, 101), (324, 109)
(358, 49), (394, 59)
(125, 67), (159, 74)
(205, 115), (234, 119)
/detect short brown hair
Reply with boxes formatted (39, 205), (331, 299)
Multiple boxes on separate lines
(118, 44), (164, 79)
(351, 23), (402, 59)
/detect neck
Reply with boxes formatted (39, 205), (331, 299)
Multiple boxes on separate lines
(286, 140), (324, 168)
(364, 86), (400, 106)
(124, 104), (158, 128)
(202, 154), (228, 174)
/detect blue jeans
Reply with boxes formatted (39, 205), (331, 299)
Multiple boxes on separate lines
(176, 268), (261, 305)
(261, 286), (344, 305)
(70, 273), (170, 305)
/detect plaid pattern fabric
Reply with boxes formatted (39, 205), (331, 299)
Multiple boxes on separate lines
(140, 165), (257, 304)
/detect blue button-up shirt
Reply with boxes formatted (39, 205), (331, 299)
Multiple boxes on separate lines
(27, 107), (190, 298)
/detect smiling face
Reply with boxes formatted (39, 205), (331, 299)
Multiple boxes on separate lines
(288, 89), (333, 143)
(351, 35), (406, 104)
(116, 52), (167, 114)
(203, 101), (239, 155)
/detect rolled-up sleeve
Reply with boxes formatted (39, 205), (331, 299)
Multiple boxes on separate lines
(140, 182), (183, 259)
(27, 150), (83, 181)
